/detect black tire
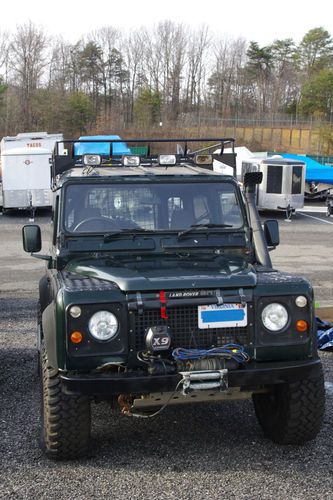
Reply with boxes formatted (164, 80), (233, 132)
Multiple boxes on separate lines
(40, 345), (91, 460)
(37, 302), (42, 376)
(253, 369), (325, 445)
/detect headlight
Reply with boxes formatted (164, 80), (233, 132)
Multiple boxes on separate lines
(88, 311), (118, 340)
(261, 303), (288, 332)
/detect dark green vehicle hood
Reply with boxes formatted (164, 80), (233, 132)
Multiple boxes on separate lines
(64, 257), (256, 292)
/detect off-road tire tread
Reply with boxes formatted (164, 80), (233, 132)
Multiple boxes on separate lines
(37, 302), (42, 376)
(253, 368), (325, 444)
(41, 346), (91, 460)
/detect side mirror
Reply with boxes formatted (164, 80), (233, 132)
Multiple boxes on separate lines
(22, 225), (42, 253)
(264, 219), (279, 247)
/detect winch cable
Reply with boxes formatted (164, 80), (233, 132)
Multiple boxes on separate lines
(126, 378), (185, 419)
(172, 344), (250, 364)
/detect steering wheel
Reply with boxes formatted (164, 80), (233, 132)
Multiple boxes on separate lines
(73, 217), (120, 232)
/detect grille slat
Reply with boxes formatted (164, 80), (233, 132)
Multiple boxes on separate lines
(134, 306), (249, 351)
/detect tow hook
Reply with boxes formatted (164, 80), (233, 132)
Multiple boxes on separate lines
(180, 369), (228, 395)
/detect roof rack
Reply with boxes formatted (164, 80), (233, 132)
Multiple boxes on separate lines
(51, 137), (236, 182)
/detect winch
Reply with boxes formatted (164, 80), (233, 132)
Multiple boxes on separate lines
(180, 369), (228, 394)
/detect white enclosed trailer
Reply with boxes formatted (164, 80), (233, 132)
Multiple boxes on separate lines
(241, 156), (306, 218)
(0, 132), (63, 211)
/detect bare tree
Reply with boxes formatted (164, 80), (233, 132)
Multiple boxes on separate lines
(88, 27), (131, 126)
(125, 30), (147, 122)
(154, 21), (187, 120)
(48, 37), (73, 94)
(184, 25), (210, 116)
(9, 22), (48, 129)
(208, 37), (247, 119)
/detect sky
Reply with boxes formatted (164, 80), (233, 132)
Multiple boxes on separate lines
(0, 0), (332, 45)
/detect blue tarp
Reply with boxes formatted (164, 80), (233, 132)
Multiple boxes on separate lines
(74, 135), (131, 156)
(281, 153), (333, 184)
(316, 317), (333, 350)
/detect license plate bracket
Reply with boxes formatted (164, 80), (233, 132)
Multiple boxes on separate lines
(198, 303), (247, 329)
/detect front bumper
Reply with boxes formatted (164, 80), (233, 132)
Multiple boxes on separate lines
(60, 358), (322, 396)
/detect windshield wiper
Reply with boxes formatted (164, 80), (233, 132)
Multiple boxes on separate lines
(104, 228), (152, 242)
(177, 223), (233, 239)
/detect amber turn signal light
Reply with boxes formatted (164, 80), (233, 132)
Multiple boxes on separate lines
(296, 320), (308, 332)
(70, 331), (83, 344)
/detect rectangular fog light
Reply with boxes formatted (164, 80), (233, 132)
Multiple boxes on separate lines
(195, 154), (213, 165)
(83, 154), (101, 166)
(159, 155), (176, 166)
(123, 155), (140, 167)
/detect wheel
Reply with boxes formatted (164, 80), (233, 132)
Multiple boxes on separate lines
(253, 369), (325, 444)
(40, 344), (91, 459)
(37, 302), (42, 376)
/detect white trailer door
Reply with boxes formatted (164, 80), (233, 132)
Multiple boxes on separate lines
(2, 148), (52, 208)
(3, 153), (50, 190)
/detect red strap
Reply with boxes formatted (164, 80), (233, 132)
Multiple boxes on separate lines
(159, 291), (169, 319)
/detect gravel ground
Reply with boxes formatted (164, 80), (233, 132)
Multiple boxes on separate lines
(0, 208), (333, 499)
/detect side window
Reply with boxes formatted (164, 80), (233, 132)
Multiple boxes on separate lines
(131, 188), (157, 229)
(66, 207), (75, 229)
(193, 195), (210, 224)
(219, 191), (242, 227)
(168, 197), (184, 226)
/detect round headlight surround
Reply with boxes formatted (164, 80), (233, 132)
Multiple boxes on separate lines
(261, 303), (289, 332)
(88, 310), (119, 341)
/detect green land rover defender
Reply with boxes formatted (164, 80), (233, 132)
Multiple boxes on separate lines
(22, 138), (325, 460)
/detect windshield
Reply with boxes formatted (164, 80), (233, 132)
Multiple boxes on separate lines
(64, 181), (244, 233)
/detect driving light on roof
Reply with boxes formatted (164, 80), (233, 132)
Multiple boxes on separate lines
(83, 154), (101, 166)
(159, 154), (176, 166)
(195, 154), (213, 165)
(123, 155), (140, 167)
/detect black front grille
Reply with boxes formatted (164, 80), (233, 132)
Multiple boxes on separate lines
(133, 306), (250, 351)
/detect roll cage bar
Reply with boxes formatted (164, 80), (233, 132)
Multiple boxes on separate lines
(51, 137), (236, 182)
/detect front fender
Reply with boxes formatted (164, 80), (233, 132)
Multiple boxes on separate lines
(42, 301), (58, 369)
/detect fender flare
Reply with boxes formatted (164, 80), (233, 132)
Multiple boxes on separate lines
(41, 302), (58, 370)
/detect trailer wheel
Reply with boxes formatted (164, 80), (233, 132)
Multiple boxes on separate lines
(40, 344), (91, 460)
(253, 369), (325, 444)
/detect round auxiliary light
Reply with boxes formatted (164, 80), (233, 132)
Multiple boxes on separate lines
(69, 305), (82, 318)
(296, 320), (308, 332)
(70, 331), (83, 344)
(88, 311), (118, 341)
(262, 303), (288, 332)
(295, 296), (307, 308)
